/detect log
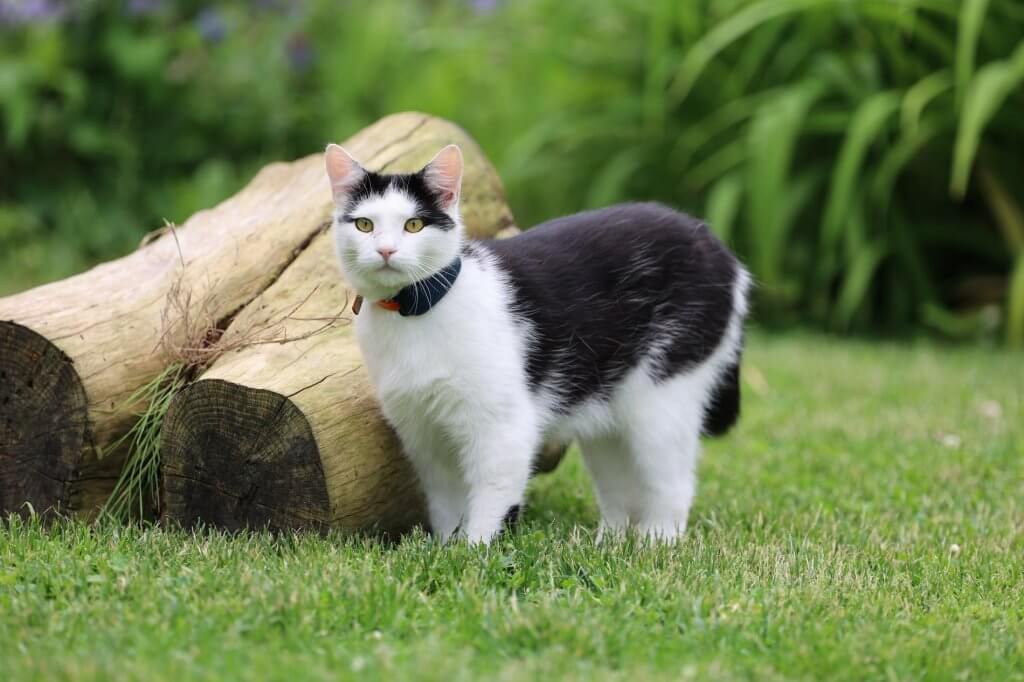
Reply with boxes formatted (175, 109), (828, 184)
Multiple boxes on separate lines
(159, 122), (563, 534)
(0, 112), (473, 519)
(0, 323), (89, 515)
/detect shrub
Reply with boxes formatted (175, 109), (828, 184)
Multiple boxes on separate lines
(1, 0), (1022, 342)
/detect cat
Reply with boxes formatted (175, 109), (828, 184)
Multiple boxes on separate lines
(326, 143), (750, 544)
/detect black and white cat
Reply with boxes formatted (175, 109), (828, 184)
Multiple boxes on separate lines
(326, 143), (750, 544)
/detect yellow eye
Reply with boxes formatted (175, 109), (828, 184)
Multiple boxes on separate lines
(354, 217), (374, 232)
(404, 218), (425, 233)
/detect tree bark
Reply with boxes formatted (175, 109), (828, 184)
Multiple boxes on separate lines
(0, 112), (504, 519)
(159, 125), (563, 534)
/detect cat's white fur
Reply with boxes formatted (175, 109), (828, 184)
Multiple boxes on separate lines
(327, 144), (750, 544)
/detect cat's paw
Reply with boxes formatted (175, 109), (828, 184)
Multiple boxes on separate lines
(636, 520), (689, 543)
(595, 522), (628, 543)
(462, 522), (504, 545)
(464, 531), (497, 545)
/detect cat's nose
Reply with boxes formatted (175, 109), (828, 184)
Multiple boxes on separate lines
(376, 247), (396, 262)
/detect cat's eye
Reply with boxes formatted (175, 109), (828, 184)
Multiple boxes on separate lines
(404, 218), (425, 233)
(354, 217), (374, 232)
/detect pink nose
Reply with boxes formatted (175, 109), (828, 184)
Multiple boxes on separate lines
(377, 247), (396, 262)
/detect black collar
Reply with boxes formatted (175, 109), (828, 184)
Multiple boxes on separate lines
(353, 257), (462, 317)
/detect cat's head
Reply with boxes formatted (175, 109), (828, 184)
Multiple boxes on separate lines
(325, 144), (464, 300)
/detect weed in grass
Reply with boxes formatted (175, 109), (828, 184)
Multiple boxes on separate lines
(99, 364), (187, 523)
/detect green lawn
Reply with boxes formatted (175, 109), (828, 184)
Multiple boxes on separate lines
(2, 334), (1022, 681)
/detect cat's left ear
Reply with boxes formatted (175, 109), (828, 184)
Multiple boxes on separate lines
(423, 144), (463, 209)
(325, 143), (365, 202)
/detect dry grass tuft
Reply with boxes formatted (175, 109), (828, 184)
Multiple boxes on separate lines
(156, 221), (349, 373)
(101, 222), (348, 521)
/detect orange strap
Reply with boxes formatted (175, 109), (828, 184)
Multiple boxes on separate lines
(351, 294), (402, 315)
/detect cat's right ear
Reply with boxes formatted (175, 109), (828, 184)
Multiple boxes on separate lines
(325, 144), (365, 202)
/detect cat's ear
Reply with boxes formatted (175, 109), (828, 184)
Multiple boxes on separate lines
(423, 144), (463, 209)
(325, 143), (365, 201)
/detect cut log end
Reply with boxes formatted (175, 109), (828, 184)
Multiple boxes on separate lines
(160, 379), (331, 532)
(0, 321), (89, 518)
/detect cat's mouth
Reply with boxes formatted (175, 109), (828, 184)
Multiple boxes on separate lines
(354, 259), (411, 289)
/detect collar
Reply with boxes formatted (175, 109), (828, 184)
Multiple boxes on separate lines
(352, 257), (462, 317)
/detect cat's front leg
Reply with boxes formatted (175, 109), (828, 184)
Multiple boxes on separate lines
(411, 456), (466, 541)
(393, 418), (467, 541)
(459, 425), (539, 544)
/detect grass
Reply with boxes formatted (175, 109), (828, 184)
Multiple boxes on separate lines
(100, 364), (188, 524)
(1, 333), (1022, 681)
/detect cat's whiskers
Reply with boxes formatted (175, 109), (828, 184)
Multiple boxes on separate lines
(401, 255), (459, 312)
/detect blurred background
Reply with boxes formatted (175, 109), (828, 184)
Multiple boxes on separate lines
(1, 0), (1022, 343)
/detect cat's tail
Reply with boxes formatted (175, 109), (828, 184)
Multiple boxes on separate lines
(702, 360), (740, 437)
(702, 265), (749, 438)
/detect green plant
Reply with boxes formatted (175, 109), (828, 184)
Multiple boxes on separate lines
(472, 0), (1024, 340)
(99, 363), (187, 522)
(1, 0), (1022, 342)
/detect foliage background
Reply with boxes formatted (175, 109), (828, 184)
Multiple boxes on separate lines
(1, 0), (1023, 342)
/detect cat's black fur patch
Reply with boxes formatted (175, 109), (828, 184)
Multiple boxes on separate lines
(702, 360), (741, 437)
(484, 202), (742, 424)
(341, 170), (455, 231)
(502, 504), (522, 528)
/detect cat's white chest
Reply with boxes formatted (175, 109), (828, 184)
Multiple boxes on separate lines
(352, 258), (530, 436)
(355, 309), (456, 407)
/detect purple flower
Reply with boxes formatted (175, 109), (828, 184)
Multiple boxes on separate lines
(195, 7), (226, 43)
(286, 33), (314, 73)
(0, 0), (67, 25)
(125, 0), (164, 17)
(471, 0), (500, 15)
(256, 0), (305, 16)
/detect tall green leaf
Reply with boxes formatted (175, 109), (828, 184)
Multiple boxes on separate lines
(977, 165), (1024, 254)
(1007, 255), (1024, 346)
(673, 90), (779, 170)
(871, 119), (943, 209)
(668, 0), (833, 105)
(862, 3), (957, 62)
(835, 240), (887, 331)
(641, 0), (675, 132)
(684, 138), (748, 190)
(705, 172), (743, 244)
(955, 0), (991, 107)
(901, 70), (952, 136)
(745, 80), (824, 287)
(821, 91), (901, 250)
(585, 149), (644, 208)
(951, 41), (1024, 197)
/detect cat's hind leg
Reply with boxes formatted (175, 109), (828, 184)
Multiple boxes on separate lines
(619, 370), (710, 541)
(578, 434), (634, 540)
